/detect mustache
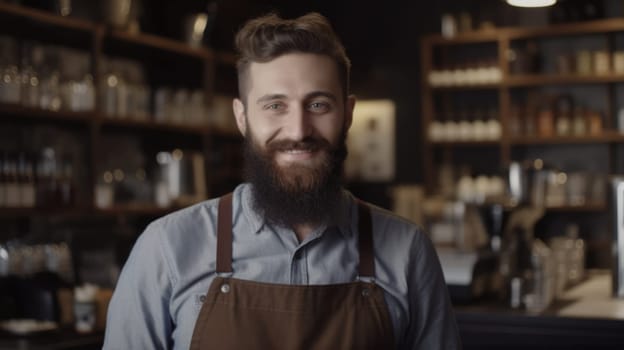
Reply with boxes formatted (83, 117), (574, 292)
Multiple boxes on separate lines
(266, 136), (332, 153)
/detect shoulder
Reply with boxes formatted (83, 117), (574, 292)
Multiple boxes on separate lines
(361, 199), (426, 241)
(356, 197), (436, 267)
(148, 184), (247, 242)
(137, 186), (245, 274)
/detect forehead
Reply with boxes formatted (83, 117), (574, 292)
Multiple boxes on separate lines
(247, 53), (341, 99)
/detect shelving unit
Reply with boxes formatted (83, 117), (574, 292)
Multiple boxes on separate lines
(0, 3), (240, 218)
(420, 17), (624, 204)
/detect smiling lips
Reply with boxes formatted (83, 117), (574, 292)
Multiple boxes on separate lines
(277, 148), (317, 163)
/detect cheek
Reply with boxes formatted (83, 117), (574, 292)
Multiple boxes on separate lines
(316, 117), (345, 143)
(246, 117), (274, 144)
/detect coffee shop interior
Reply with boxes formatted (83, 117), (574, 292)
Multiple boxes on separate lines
(1, 0), (624, 348)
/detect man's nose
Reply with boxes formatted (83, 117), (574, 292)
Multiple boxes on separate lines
(284, 107), (313, 141)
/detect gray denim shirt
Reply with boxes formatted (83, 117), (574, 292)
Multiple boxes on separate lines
(103, 183), (461, 349)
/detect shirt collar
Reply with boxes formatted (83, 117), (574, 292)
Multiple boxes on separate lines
(237, 183), (355, 238)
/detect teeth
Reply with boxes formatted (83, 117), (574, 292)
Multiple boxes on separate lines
(283, 149), (310, 154)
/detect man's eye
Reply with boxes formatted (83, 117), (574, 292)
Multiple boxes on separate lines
(309, 102), (329, 112)
(265, 103), (282, 110)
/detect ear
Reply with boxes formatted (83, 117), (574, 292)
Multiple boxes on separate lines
(344, 94), (356, 131)
(232, 98), (247, 136)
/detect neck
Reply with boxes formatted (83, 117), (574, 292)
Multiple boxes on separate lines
(292, 223), (315, 242)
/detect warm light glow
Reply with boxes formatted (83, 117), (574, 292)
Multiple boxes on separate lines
(506, 0), (557, 8)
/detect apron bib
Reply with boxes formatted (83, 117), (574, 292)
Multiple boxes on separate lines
(189, 193), (395, 349)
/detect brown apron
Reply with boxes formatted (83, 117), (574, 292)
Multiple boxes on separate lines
(189, 193), (395, 350)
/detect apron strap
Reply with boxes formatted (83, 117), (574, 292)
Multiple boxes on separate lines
(215, 193), (375, 278)
(357, 200), (375, 278)
(216, 193), (234, 274)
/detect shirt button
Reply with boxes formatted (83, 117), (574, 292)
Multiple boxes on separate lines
(362, 288), (370, 297)
(220, 284), (231, 294)
(199, 294), (206, 303)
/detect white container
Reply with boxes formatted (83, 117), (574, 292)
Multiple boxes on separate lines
(95, 184), (113, 209)
(441, 14), (457, 38)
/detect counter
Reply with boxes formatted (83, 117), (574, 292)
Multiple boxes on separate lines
(456, 270), (624, 349)
(0, 329), (103, 350)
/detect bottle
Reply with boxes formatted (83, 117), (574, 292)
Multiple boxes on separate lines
(508, 104), (522, 137)
(37, 147), (58, 208)
(21, 153), (36, 208)
(0, 64), (21, 104)
(486, 108), (502, 140)
(457, 108), (472, 141)
(537, 101), (555, 138)
(524, 93), (538, 137)
(4, 153), (20, 207)
(40, 70), (62, 111)
(59, 157), (74, 207)
(572, 106), (586, 136)
(472, 108), (486, 141)
(116, 75), (128, 118)
(442, 112), (459, 141)
(20, 62), (40, 108)
(102, 71), (119, 117)
(524, 109), (536, 137)
(555, 96), (572, 136)
(16, 152), (27, 207)
(428, 119), (444, 141)
(83, 74), (96, 111)
(587, 110), (603, 136)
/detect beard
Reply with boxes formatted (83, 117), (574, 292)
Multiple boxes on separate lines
(243, 127), (348, 229)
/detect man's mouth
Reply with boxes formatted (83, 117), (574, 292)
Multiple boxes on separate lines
(281, 148), (315, 154)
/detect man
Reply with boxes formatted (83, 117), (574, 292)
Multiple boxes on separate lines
(103, 12), (461, 350)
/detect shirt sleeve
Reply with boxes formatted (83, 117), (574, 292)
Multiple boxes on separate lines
(404, 232), (462, 350)
(103, 222), (174, 350)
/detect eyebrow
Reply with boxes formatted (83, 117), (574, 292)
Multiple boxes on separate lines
(305, 91), (338, 102)
(255, 91), (338, 105)
(256, 94), (287, 105)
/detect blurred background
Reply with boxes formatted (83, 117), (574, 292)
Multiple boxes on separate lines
(1, 0), (624, 348)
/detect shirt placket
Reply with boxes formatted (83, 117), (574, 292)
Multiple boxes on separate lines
(290, 247), (308, 285)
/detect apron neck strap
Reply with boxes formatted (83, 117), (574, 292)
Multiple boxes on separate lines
(357, 199), (375, 278)
(216, 193), (234, 274)
(216, 193), (376, 278)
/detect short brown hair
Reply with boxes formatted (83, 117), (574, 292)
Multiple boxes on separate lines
(234, 12), (351, 104)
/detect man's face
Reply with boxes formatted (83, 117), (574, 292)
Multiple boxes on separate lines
(233, 53), (355, 190)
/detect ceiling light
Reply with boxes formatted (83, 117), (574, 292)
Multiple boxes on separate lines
(506, 0), (557, 8)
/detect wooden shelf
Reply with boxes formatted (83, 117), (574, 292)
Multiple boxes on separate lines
(431, 84), (501, 91)
(94, 203), (192, 216)
(545, 203), (607, 212)
(0, 3), (217, 61)
(97, 115), (210, 135)
(510, 133), (624, 145)
(0, 203), (205, 217)
(425, 30), (500, 45)
(108, 30), (214, 60)
(505, 17), (624, 40)
(427, 18), (624, 47)
(429, 140), (501, 146)
(0, 103), (94, 124)
(0, 2), (95, 32)
(0, 207), (87, 217)
(506, 74), (624, 86)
